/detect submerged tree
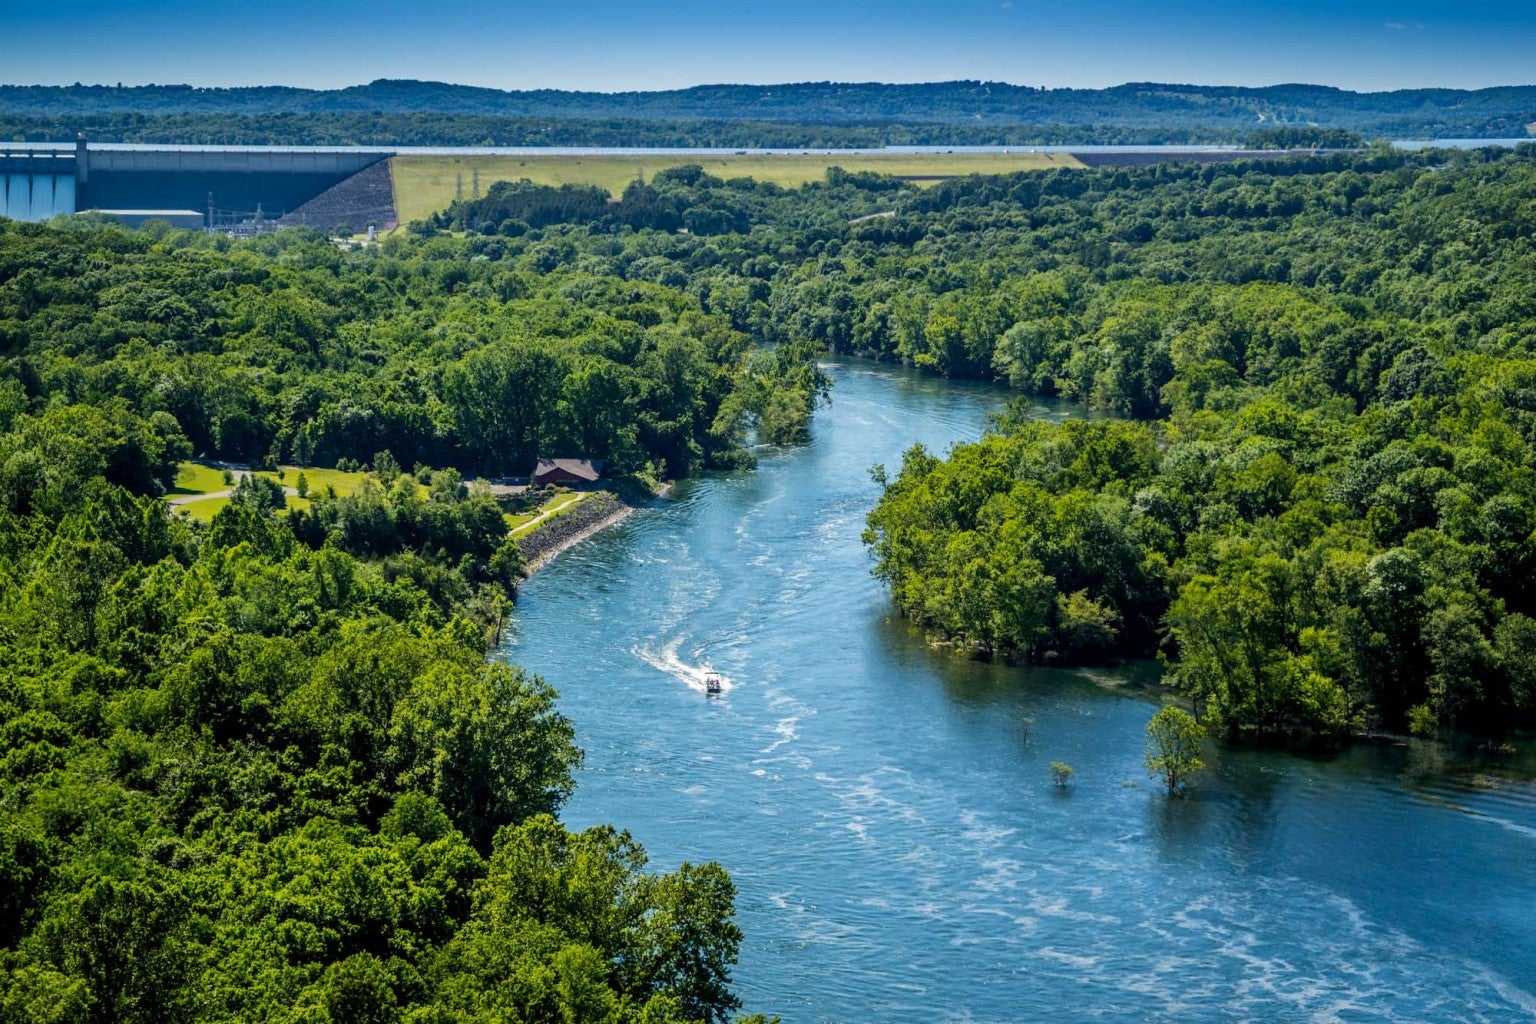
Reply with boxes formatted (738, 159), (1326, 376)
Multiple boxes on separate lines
(1144, 706), (1206, 796)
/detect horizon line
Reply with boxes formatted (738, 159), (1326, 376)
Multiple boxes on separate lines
(6, 77), (1536, 96)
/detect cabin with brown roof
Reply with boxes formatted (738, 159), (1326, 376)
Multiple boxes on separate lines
(531, 457), (604, 488)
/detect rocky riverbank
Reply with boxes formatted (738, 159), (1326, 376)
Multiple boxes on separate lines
(515, 492), (633, 575)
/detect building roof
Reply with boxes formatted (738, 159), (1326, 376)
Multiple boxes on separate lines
(533, 457), (603, 482)
(90, 209), (204, 216)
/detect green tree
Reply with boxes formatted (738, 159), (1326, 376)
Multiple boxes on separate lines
(33, 878), (195, 1024)
(1144, 706), (1206, 796)
(630, 862), (745, 1024)
(373, 449), (401, 485)
(389, 663), (581, 850)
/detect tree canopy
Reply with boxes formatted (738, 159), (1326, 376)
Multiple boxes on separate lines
(862, 145), (1536, 742)
(0, 203), (828, 1019)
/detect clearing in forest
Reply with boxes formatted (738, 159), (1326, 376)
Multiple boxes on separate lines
(390, 151), (1082, 224)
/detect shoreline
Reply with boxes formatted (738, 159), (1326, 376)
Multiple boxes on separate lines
(519, 501), (636, 576)
(515, 482), (671, 577)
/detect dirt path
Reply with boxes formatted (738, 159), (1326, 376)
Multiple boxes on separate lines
(509, 492), (587, 537)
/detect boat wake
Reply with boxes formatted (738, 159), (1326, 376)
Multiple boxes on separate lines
(635, 636), (735, 694)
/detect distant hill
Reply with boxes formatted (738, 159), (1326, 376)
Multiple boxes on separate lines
(3, 79), (1535, 137)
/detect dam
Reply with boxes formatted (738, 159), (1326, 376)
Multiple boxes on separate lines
(1, 146), (76, 221)
(0, 138), (395, 229)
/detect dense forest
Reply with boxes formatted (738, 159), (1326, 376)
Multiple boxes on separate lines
(850, 146), (1536, 742)
(2, 79), (1533, 145)
(0, 116), (1367, 150)
(7, 135), (1536, 1017)
(0, 112), (1266, 148)
(437, 145), (1536, 743)
(0, 221), (828, 472)
(0, 214), (838, 1020)
(5, 79), (1535, 133)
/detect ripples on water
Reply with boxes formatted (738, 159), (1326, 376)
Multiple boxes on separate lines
(503, 362), (1536, 1023)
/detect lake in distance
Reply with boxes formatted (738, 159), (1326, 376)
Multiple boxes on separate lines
(501, 362), (1536, 1023)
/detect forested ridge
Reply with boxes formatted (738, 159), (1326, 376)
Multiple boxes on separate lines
(5, 79), (1535, 133)
(0, 115), (1354, 150)
(2, 77), (1532, 146)
(0, 112), (1230, 148)
(0, 215), (832, 1020)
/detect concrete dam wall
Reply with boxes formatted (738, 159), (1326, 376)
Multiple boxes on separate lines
(0, 142), (395, 224)
(0, 148), (78, 221)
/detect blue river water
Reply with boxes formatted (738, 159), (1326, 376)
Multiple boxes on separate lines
(501, 362), (1536, 1023)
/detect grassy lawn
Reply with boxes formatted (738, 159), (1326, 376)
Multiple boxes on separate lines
(178, 496), (232, 523)
(173, 464), (525, 522)
(171, 464), (376, 519)
(258, 466), (371, 499)
(170, 461), (231, 496)
(504, 511), (539, 531)
(391, 151), (1083, 224)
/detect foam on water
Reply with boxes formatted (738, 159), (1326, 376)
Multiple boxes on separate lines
(634, 635), (736, 693)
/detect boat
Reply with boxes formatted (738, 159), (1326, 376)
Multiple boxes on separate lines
(704, 672), (723, 695)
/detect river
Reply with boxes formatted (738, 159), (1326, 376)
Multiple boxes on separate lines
(500, 362), (1536, 1023)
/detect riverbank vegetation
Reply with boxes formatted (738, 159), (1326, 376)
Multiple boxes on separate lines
(0, 213), (841, 1018)
(425, 145), (1536, 740)
(0, 218), (826, 475)
(860, 145), (1536, 742)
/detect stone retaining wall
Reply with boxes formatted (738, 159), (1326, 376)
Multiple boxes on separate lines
(515, 493), (627, 570)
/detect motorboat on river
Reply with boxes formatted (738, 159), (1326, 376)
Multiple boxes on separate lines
(705, 672), (723, 695)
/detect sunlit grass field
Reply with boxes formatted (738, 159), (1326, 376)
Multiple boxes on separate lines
(269, 466), (370, 499)
(169, 461), (229, 496)
(171, 464), (376, 520)
(390, 151), (1082, 225)
(172, 461), (597, 536)
(179, 497), (222, 522)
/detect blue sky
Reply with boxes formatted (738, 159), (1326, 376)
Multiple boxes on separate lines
(4, 0), (1534, 91)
